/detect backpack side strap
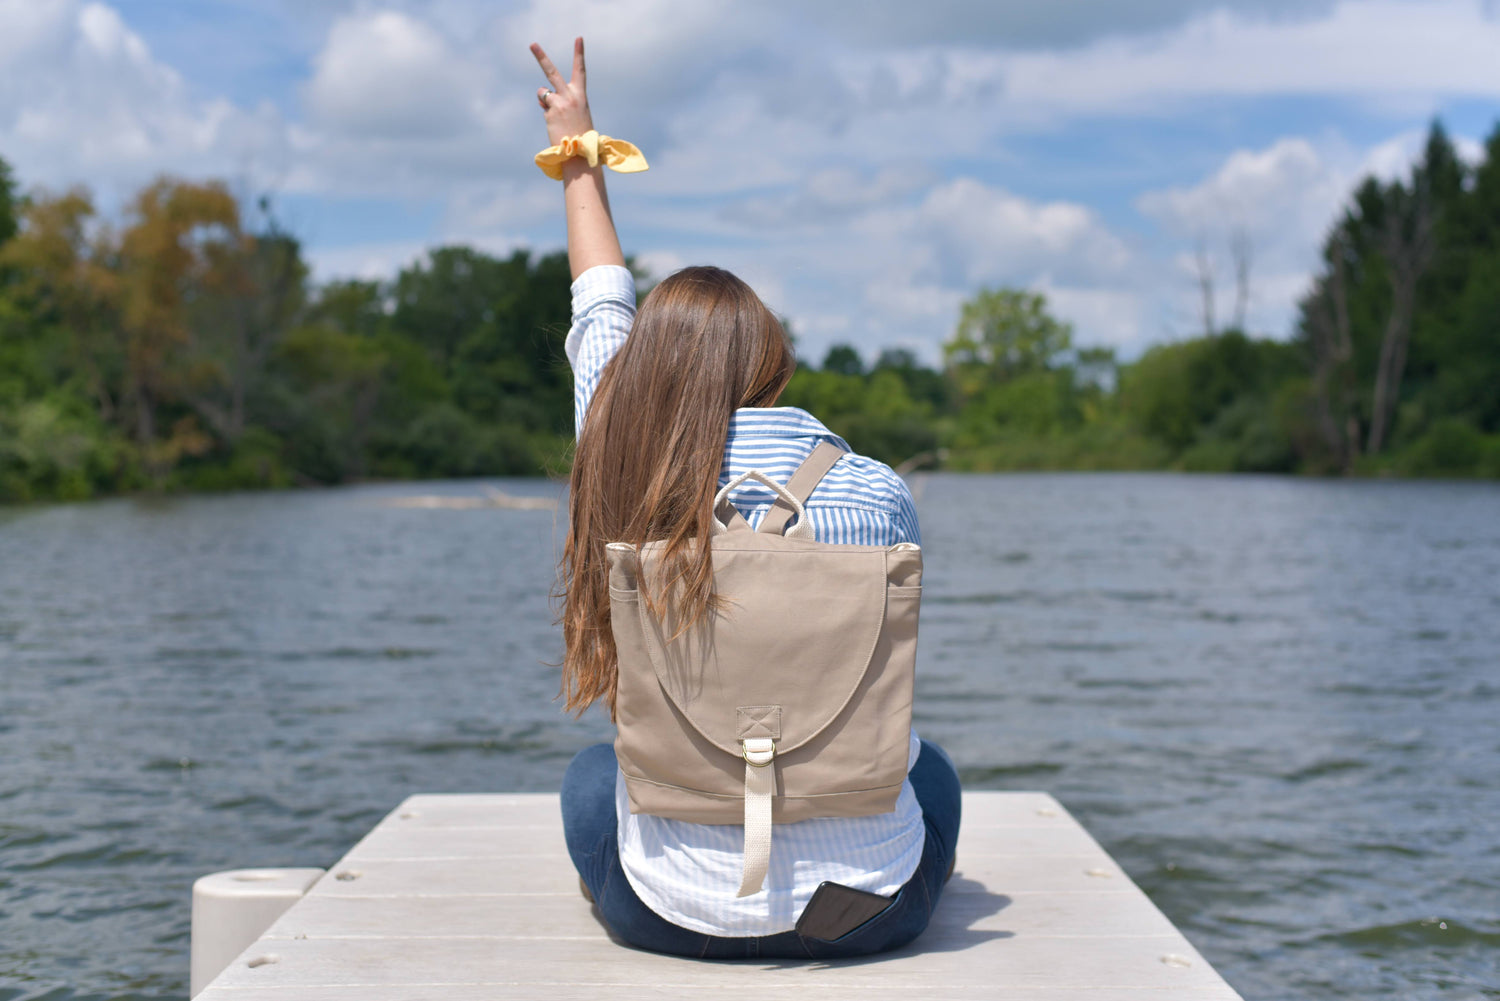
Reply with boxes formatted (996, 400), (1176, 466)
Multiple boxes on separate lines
(756, 441), (847, 537)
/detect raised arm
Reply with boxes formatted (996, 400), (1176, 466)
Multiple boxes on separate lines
(531, 38), (626, 281)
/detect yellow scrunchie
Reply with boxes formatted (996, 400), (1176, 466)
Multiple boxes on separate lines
(534, 130), (649, 181)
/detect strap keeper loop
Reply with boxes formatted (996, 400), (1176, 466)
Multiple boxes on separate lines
(741, 737), (776, 766)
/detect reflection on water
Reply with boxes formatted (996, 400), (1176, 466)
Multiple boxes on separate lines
(1, 474), (1497, 1000)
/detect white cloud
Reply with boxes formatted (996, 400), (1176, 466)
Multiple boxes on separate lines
(305, 230), (531, 284)
(499, 0), (750, 81)
(0, 0), (286, 197)
(903, 177), (1134, 289)
(1136, 136), (1347, 281)
(442, 181), (557, 234)
(14, 0), (1494, 208)
(991, 0), (1500, 119)
(280, 7), (545, 197)
(859, 281), (963, 330)
(1138, 138), (1327, 233)
(0, 0), (73, 66)
(1042, 285), (1148, 351)
(1139, 137), (1353, 337)
(304, 11), (481, 140)
(5, 0), (1497, 368)
(267, 0), (1500, 205)
(304, 238), (433, 282)
(1136, 123), (1482, 339)
(632, 249), (686, 281)
(718, 166), (934, 228)
(762, 0), (1342, 48)
(622, 173), (1146, 362)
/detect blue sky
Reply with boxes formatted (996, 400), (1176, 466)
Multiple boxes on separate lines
(3, 0), (1498, 364)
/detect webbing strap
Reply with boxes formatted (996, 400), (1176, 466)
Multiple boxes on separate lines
(716, 499), (753, 533)
(736, 739), (775, 897)
(756, 442), (846, 537)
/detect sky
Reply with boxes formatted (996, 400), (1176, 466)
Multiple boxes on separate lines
(1, 0), (1497, 365)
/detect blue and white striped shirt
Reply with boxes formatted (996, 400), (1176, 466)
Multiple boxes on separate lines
(566, 264), (925, 937)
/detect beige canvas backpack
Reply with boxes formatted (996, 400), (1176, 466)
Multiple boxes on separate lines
(606, 443), (922, 896)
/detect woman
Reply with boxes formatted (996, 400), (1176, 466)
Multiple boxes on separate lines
(534, 37), (961, 959)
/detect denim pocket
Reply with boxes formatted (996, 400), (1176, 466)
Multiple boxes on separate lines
(832, 887), (903, 943)
(800, 886), (909, 959)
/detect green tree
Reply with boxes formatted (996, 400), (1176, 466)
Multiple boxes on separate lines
(0, 156), (19, 247)
(308, 279), (387, 338)
(821, 343), (864, 376)
(1121, 330), (1301, 469)
(391, 246), (504, 368)
(1408, 122), (1500, 436)
(1294, 119), (1500, 473)
(391, 246), (573, 435)
(780, 363), (937, 466)
(447, 249), (573, 433)
(944, 288), (1073, 399)
(266, 322), (385, 482)
(115, 178), (246, 480)
(184, 218), (309, 449)
(0, 187), (133, 496)
(873, 348), (951, 413)
(0, 188), (122, 411)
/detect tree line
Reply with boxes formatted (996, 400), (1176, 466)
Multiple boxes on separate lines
(0, 170), (578, 501)
(1, 121), (1497, 502)
(782, 121), (1500, 478)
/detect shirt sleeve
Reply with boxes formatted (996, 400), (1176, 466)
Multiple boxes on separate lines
(565, 264), (637, 435)
(891, 474), (922, 547)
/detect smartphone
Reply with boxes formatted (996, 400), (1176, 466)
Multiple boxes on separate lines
(794, 881), (894, 941)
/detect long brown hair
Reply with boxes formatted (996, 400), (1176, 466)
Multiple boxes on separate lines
(560, 266), (795, 717)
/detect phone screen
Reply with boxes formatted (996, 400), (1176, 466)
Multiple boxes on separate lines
(794, 881), (894, 941)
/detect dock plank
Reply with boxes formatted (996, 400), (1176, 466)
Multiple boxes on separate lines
(197, 987), (1243, 1001)
(201, 934), (1225, 990)
(255, 879), (1181, 942)
(345, 819), (1105, 862)
(197, 792), (1244, 1000)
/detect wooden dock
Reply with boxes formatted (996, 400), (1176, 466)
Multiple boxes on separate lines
(195, 792), (1244, 999)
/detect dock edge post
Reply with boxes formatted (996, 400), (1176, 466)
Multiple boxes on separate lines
(189, 868), (325, 997)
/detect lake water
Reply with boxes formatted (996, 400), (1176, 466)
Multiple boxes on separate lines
(1, 474), (1497, 1000)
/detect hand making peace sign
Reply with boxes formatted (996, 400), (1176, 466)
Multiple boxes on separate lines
(531, 37), (594, 146)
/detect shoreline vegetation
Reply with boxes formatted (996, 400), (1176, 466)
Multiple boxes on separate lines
(3, 121), (1499, 505)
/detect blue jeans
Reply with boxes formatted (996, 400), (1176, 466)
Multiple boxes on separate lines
(560, 739), (962, 959)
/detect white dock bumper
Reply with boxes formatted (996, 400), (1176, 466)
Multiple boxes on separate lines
(190, 867), (325, 997)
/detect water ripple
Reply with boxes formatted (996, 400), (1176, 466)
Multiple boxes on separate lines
(0, 475), (1496, 1000)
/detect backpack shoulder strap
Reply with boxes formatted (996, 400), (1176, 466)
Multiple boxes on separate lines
(756, 441), (846, 536)
(715, 499), (753, 533)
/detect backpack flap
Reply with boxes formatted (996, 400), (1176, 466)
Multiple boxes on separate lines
(635, 536), (889, 758)
(610, 539), (920, 795)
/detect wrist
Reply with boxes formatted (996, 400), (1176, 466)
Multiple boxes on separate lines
(535, 130), (647, 183)
(560, 157), (603, 183)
